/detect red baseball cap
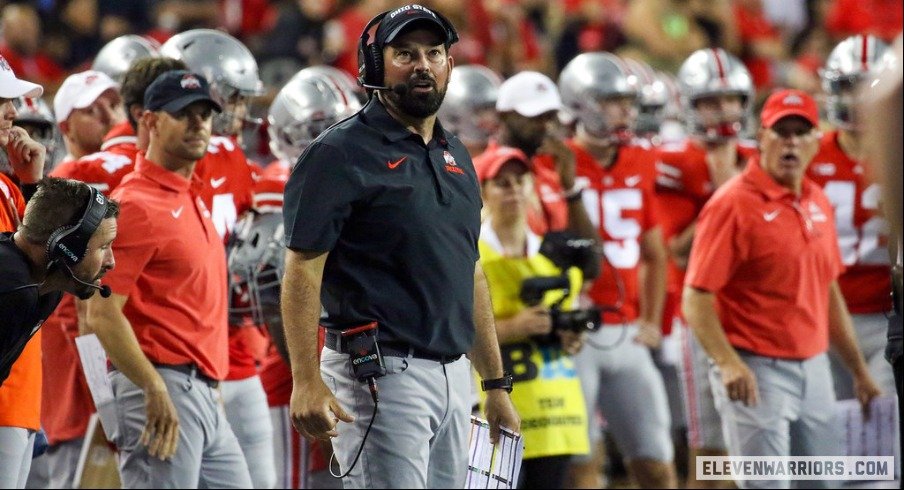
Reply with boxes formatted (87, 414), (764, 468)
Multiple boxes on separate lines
(760, 89), (820, 128)
(473, 145), (531, 183)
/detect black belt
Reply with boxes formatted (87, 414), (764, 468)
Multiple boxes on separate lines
(324, 330), (463, 365)
(154, 363), (220, 389)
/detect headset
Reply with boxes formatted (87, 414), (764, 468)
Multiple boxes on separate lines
(47, 186), (111, 297)
(3, 185), (111, 298)
(357, 6), (459, 91)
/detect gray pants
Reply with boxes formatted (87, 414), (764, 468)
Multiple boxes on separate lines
(711, 352), (838, 489)
(109, 369), (252, 489)
(320, 347), (471, 489)
(829, 313), (897, 400)
(221, 376), (276, 489)
(0, 427), (34, 489)
(678, 317), (727, 451)
(574, 324), (674, 462)
(25, 438), (82, 489)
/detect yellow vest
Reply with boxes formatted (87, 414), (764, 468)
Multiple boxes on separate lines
(478, 239), (589, 459)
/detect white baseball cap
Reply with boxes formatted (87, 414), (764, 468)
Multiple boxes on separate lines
(0, 55), (43, 99)
(53, 70), (120, 123)
(496, 71), (562, 117)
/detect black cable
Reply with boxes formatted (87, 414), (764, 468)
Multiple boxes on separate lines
(328, 377), (380, 479)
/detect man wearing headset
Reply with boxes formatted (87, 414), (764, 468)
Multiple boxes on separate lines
(0, 176), (118, 394)
(282, 4), (519, 488)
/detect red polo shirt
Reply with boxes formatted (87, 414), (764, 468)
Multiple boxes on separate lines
(106, 155), (229, 379)
(686, 158), (844, 360)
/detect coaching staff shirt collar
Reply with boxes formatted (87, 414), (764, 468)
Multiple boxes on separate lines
(104, 154), (229, 380)
(685, 158), (843, 360)
(283, 98), (482, 357)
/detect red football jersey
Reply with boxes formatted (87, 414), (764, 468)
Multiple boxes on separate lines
(655, 140), (758, 288)
(193, 135), (256, 240)
(50, 122), (140, 193)
(572, 139), (659, 324)
(806, 131), (892, 313)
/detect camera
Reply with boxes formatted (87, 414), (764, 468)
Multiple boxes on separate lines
(520, 276), (602, 336)
(518, 232), (604, 341)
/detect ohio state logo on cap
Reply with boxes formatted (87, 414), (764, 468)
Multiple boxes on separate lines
(0, 56), (11, 72)
(782, 93), (804, 106)
(180, 74), (201, 90)
(85, 74), (99, 84)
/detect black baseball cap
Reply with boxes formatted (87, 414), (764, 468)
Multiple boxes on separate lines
(374, 4), (457, 47)
(144, 70), (223, 114)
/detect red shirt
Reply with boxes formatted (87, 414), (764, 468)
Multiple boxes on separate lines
(656, 140), (758, 290)
(193, 136), (261, 380)
(0, 173), (24, 231)
(572, 139), (660, 324)
(482, 141), (569, 235)
(51, 122), (140, 193)
(806, 131), (892, 313)
(686, 158), (844, 360)
(733, 4), (781, 89)
(107, 155), (229, 379)
(825, 0), (903, 42)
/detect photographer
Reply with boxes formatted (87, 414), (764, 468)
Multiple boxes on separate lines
(473, 145), (590, 489)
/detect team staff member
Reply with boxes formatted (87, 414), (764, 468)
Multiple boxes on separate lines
(282, 5), (519, 488)
(656, 48), (757, 488)
(808, 35), (897, 401)
(1, 177), (118, 488)
(554, 52), (675, 489)
(84, 71), (252, 489)
(38, 57), (189, 489)
(473, 145), (588, 489)
(53, 70), (125, 162)
(682, 90), (881, 489)
(489, 71), (596, 240)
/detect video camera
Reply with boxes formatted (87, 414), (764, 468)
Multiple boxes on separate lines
(519, 232), (603, 338)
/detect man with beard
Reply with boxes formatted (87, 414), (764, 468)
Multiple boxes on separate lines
(281, 4), (519, 488)
(84, 71), (252, 488)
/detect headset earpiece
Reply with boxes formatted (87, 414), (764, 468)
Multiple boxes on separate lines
(357, 6), (460, 92)
(45, 186), (108, 268)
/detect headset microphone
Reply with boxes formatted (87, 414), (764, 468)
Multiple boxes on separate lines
(60, 261), (112, 298)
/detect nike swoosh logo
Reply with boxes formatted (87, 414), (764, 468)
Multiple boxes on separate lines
(171, 206), (184, 219)
(210, 177), (227, 188)
(625, 175), (642, 187)
(387, 156), (407, 169)
(763, 210), (780, 222)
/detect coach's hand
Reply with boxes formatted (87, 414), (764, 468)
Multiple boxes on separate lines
(290, 378), (354, 440)
(484, 390), (521, 445)
(853, 371), (882, 418)
(142, 384), (180, 460)
(719, 358), (758, 407)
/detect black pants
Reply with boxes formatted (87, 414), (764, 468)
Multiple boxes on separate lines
(519, 455), (572, 489)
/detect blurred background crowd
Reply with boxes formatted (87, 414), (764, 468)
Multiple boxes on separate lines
(2, 0), (901, 162)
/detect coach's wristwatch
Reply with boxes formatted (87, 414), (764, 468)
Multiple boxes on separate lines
(481, 373), (514, 393)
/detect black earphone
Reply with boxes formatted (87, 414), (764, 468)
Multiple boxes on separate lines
(46, 185), (108, 268)
(357, 6), (460, 91)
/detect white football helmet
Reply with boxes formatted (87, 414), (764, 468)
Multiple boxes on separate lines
(821, 35), (896, 130)
(227, 211), (285, 327)
(267, 67), (362, 165)
(623, 58), (668, 137)
(91, 35), (161, 83)
(677, 48), (754, 142)
(558, 52), (640, 142)
(437, 64), (503, 147)
(161, 29), (265, 136)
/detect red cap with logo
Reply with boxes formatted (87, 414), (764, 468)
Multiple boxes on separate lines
(473, 145), (531, 183)
(760, 89), (820, 128)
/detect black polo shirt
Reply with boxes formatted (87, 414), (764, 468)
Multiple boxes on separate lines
(0, 232), (64, 386)
(283, 98), (482, 356)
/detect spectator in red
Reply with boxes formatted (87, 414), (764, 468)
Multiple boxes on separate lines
(733, 0), (785, 92)
(825, 0), (903, 43)
(0, 4), (65, 93)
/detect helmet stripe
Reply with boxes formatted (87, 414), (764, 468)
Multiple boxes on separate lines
(861, 35), (870, 71)
(712, 48), (727, 85)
